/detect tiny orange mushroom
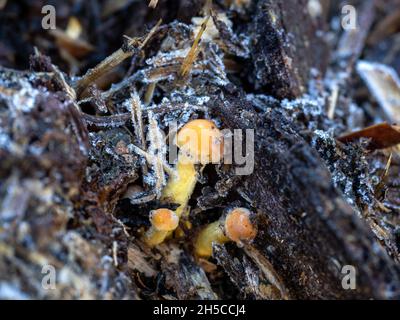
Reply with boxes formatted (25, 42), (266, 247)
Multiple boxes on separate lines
(194, 208), (257, 258)
(224, 208), (257, 243)
(144, 208), (179, 246)
(176, 119), (224, 164)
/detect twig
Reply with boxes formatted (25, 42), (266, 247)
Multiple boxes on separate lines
(130, 91), (147, 151)
(147, 111), (167, 198)
(75, 19), (162, 96)
(32, 47), (77, 100)
(82, 113), (131, 129)
(33, 49), (90, 154)
(112, 216), (131, 238)
(129, 144), (175, 177)
(81, 102), (207, 130)
(144, 82), (157, 105)
(129, 91), (148, 176)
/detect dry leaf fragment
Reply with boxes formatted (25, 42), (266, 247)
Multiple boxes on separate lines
(357, 61), (400, 123)
(337, 123), (400, 150)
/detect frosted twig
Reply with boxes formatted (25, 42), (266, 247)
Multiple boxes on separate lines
(147, 112), (167, 198)
(129, 144), (175, 177)
(130, 92), (146, 150)
(129, 91), (148, 176)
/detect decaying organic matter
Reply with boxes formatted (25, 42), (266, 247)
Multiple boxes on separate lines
(1, 0), (400, 300)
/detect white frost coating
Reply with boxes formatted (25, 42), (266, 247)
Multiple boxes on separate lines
(146, 48), (190, 67)
(0, 283), (29, 300)
(0, 130), (10, 150)
(313, 129), (332, 141)
(308, 0), (322, 19)
(192, 95), (210, 105)
(25, 179), (54, 205)
(192, 13), (233, 43)
(281, 94), (325, 117)
(0, 127), (23, 156)
(9, 79), (42, 113)
(143, 173), (157, 187)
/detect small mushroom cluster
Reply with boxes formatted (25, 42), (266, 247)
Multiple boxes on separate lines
(142, 119), (257, 259)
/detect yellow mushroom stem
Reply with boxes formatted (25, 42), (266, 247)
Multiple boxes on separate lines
(145, 119), (224, 246)
(144, 208), (179, 246)
(161, 153), (198, 219)
(194, 208), (257, 258)
(163, 119), (224, 216)
(194, 221), (229, 258)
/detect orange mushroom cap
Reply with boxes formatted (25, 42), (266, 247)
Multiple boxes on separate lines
(176, 119), (224, 164)
(150, 208), (179, 231)
(224, 208), (257, 243)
